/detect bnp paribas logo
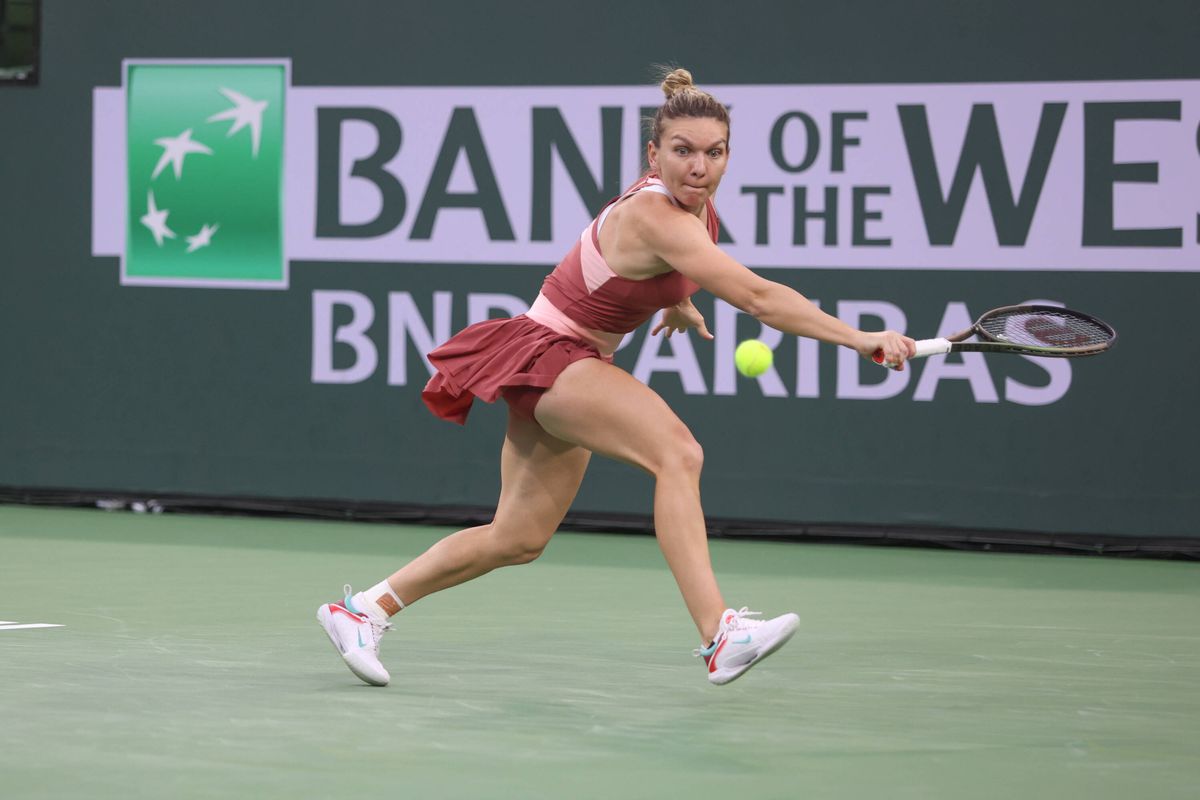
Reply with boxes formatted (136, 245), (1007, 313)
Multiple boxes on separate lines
(122, 60), (286, 287)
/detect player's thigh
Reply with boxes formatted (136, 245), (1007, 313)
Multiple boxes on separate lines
(533, 357), (700, 476)
(491, 408), (591, 544)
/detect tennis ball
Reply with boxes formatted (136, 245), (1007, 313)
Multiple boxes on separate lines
(735, 339), (773, 377)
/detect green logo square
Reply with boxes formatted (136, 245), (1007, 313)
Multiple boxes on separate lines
(125, 62), (286, 287)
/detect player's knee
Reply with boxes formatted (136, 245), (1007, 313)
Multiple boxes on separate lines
(680, 437), (704, 475)
(656, 428), (704, 477)
(492, 529), (551, 566)
(505, 540), (547, 565)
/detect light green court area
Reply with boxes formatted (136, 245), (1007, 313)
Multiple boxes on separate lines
(1, 505), (1197, 800)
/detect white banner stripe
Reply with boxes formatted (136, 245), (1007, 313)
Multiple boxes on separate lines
(0, 623), (65, 630)
(93, 69), (1200, 272)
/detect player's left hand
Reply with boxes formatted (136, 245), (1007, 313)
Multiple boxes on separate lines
(652, 300), (714, 340)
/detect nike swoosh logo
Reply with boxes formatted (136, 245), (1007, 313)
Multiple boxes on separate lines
(357, 630), (366, 648)
(732, 635), (752, 645)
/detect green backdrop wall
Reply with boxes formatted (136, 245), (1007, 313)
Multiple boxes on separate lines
(2, 1), (1198, 540)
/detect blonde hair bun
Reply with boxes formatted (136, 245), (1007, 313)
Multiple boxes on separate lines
(659, 68), (696, 99)
(647, 65), (730, 148)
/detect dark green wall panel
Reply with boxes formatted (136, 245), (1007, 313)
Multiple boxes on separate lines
(2, 1), (1197, 538)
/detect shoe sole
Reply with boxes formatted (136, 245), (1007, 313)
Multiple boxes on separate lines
(316, 605), (389, 687)
(709, 614), (800, 686)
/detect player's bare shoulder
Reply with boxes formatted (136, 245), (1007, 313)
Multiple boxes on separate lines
(604, 189), (667, 237)
(624, 191), (707, 248)
(601, 190), (712, 277)
(598, 191), (672, 275)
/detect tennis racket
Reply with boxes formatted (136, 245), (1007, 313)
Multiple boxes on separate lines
(873, 304), (1116, 367)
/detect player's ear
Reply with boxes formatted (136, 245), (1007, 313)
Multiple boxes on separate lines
(646, 140), (659, 170)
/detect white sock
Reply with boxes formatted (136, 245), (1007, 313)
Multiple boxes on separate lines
(351, 580), (405, 622)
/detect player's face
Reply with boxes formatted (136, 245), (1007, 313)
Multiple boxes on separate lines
(647, 117), (730, 214)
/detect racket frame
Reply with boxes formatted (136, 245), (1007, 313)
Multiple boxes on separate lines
(929, 304), (1117, 358)
(875, 304), (1116, 366)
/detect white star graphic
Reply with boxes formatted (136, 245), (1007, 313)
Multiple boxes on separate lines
(206, 87), (269, 157)
(185, 223), (220, 253)
(151, 129), (213, 180)
(140, 191), (176, 246)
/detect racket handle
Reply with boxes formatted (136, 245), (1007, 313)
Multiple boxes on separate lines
(872, 337), (953, 368)
(913, 337), (953, 358)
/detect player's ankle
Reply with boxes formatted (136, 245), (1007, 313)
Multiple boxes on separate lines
(349, 580), (406, 622)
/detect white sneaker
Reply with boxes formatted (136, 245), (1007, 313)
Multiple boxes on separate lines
(694, 607), (800, 685)
(316, 585), (392, 686)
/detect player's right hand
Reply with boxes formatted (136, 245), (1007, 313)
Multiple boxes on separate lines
(857, 330), (916, 371)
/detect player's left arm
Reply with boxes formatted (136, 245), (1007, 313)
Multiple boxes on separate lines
(635, 203), (914, 365)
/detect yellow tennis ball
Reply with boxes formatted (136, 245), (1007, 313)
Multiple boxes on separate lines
(735, 339), (773, 377)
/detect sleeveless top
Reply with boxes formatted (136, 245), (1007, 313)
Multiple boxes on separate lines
(421, 175), (721, 425)
(526, 175), (719, 355)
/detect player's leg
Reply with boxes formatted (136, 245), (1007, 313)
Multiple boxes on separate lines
(534, 358), (799, 684)
(381, 408), (591, 605)
(318, 409), (590, 685)
(531, 357), (726, 643)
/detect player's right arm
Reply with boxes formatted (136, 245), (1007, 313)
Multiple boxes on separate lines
(633, 199), (915, 367)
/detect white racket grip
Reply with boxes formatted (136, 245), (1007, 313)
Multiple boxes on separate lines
(913, 337), (953, 358)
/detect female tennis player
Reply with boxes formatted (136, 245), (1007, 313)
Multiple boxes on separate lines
(318, 68), (916, 687)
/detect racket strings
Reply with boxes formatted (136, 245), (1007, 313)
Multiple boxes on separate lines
(981, 310), (1112, 349)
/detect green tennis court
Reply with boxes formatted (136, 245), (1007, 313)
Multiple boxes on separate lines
(1, 505), (1197, 799)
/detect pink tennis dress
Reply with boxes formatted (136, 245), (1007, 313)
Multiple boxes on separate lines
(421, 176), (720, 424)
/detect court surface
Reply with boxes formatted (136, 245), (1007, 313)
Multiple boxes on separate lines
(1, 505), (1197, 800)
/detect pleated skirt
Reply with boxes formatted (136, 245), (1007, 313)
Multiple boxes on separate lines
(421, 315), (607, 424)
